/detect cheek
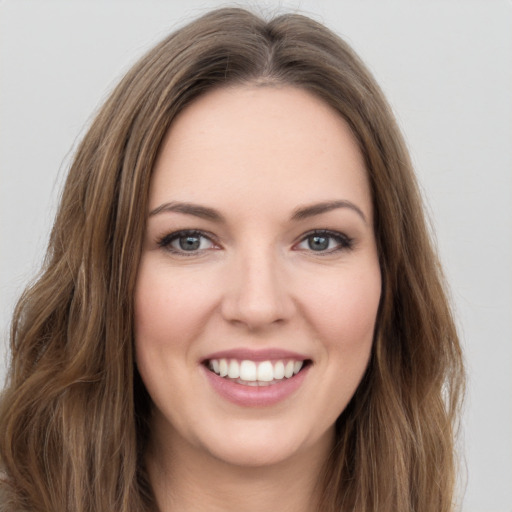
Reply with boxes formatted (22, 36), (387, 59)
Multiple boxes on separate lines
(303, 265), (381, 349)
(134, 259), (217, 350)
(133, 258), (223, 418)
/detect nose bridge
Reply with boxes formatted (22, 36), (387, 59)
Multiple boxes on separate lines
(221, 241), (293, 329)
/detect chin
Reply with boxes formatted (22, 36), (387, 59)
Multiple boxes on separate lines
(193, 420), (333, 469)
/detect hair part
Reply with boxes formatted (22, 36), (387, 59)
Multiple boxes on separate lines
(0, 7), (464, 512)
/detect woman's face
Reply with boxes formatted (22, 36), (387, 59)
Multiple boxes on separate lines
(134, 85), (381, 468)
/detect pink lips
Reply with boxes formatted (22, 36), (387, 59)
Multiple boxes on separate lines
(202, 348), (309, 363)
(201, 348), (311, 407)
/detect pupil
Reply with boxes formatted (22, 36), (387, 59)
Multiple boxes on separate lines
(179, 235), (200, 251)
(309, 235), (329, 251)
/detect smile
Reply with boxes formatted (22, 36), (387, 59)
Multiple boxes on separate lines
(207, 359), (305, 386)
(201, 350), (312, 407)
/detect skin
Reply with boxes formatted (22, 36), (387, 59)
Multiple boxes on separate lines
(134, 85), (382, 512)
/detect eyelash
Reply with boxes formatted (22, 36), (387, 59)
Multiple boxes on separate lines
(157, 230), (219, 256)
(295, 229), (354, 254)
(157, 229), (354, 256)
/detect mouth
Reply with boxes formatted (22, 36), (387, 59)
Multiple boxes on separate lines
(203, 358), (312, 387)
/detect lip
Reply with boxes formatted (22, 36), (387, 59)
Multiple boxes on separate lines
(200, 349), (311, 407)
(201, 348), (310, 363)
(201, 365), (310, 407)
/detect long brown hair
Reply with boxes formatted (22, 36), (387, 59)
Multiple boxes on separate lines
(0, 7), (464, 511)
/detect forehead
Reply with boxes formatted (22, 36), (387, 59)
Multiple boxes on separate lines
(150, 85), (371, 217)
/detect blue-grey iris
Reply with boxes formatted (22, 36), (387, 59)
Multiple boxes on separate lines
(180, 235), (201, 251)
(309, 235), (329, 251)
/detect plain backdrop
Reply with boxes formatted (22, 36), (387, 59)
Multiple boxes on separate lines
(1, 1), (511, 511)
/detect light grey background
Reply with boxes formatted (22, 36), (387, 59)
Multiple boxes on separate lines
(1, 1), (511, 511)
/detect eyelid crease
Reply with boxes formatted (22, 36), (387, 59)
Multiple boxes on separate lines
(293, 229), (354, 253)
(157, 229), (221, 255)
(156, 228), (354, 257)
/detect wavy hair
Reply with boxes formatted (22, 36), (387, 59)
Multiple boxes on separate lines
(0, 7), (464, 512)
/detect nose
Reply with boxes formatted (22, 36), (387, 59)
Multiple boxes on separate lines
(220, 248), (295, 331)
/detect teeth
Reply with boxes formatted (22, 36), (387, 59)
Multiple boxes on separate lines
(211, 359), (220, 374)
(219, 359), (228, 377)
(274, 361), (285, 379)
(239, 360), (257, 381)
(208, 358), (306, 382)
(257, 361), (274, 382)
(284, 360), (294, 378)
(228, 360), (239, 379)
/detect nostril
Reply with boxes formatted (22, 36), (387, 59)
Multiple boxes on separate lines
(219, 268), (295, 329)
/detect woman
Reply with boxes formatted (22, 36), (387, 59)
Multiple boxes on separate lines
(0, 7), (464, 512)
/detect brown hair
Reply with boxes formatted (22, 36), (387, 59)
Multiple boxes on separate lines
(0, 7), (464, 512)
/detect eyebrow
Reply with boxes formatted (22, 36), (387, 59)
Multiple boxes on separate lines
(149, 199), (367, 224)
(149, 202), (226, 222)
(291, 200), (367, 224)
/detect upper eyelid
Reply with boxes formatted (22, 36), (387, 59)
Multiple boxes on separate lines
(294, 229), (351, 243)
(292, 229), (354, 253)
(157, 229), (220, 250)
(156, 228), (352, 250)
(160, 229), (218, 242)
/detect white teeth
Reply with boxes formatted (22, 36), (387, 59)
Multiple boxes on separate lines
(239, 360), (257, 381)
(219, 359), (228, 377)
(208, 358), (307, 382)
(228, 360), (239, 379)
(257, 361), (274, 382)
(274, 361), (285, 379)
(284, 360), (294, 378)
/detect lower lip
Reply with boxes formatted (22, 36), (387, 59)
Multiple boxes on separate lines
(202, 364), (310, 407)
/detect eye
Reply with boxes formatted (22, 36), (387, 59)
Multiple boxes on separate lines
(158, 230), (218, 255)
(294, 230), (353, 253)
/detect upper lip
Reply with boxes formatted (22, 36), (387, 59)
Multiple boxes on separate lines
(201, 348), (310, 363)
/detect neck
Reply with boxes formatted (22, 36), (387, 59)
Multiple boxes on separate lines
(146, 423), (333, 512)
